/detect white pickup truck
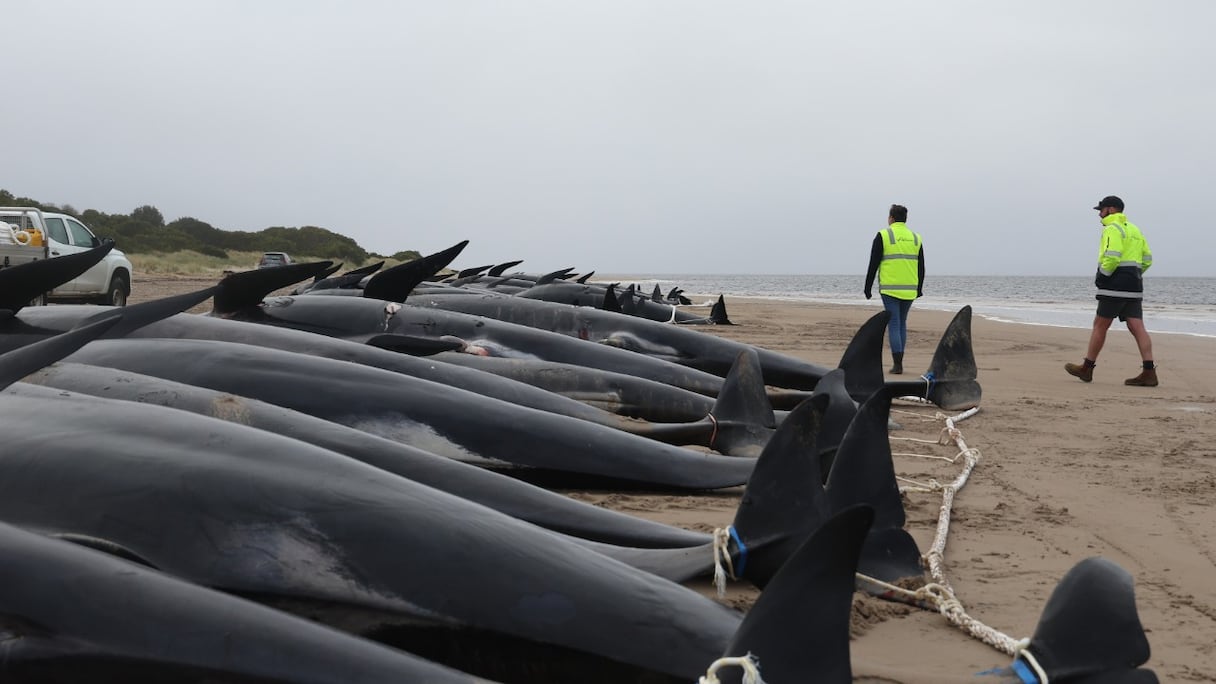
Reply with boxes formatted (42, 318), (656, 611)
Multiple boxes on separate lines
(0, 206), (133, 306)
(0, 204), (133, 306)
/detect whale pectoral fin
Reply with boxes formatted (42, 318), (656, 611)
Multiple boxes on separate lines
(365, 334), (464, 356)
(83, 285), (218, 338)
(48, 533), (160, 570)
(0, 316), (122, 390)
(0, 243), (115, 314)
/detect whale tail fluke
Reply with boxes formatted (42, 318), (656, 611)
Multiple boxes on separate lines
(706, 347), (777, 457)
(362, 240), (469, 303)
(715, 505), (871, 684)
(882, 305), (982, 410)
(709, 295), (733, 325)
(1015, 556), (1156, 683)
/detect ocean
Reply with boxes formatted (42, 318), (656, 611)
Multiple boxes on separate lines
(601, 274), (1216, 338)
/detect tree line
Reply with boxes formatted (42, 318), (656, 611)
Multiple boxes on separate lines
(0, 189), (420, 264)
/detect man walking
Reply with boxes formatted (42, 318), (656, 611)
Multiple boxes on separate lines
(864, 204), (924, 374)
(1064, 195), (1158, 386)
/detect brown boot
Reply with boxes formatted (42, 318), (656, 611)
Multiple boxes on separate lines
(1064, 362), (1093, 383)
(1124, 367), (1158, 387)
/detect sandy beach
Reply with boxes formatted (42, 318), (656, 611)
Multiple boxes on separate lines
(130, 278), (1214, 681)
(576, 296), (1215, 682)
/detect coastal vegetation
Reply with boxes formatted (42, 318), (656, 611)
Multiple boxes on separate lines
(0, 189), (418, 273)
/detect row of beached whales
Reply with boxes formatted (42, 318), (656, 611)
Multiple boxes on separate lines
(0, 241), (1155, 683)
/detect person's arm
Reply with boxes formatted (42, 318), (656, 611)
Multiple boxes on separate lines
(917, 246), (925, 297)
(1098, 226), (1122, 276)
(864, 233), (882, 298)
(1140, 233), (1153, 273)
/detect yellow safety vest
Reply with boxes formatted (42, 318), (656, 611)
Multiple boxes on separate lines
(878, 222), (921, 300)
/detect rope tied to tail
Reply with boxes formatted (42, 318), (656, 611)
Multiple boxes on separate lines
(699, 653), (765, 684)
(711, 526), (747, 598)
(920, 370), (936, 398)
(1011, 638), (1050, 684)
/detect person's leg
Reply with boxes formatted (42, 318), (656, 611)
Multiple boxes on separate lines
(897, 299), (913, 342)
(1122, 300), (1154, 363)
(1127, 318), (1154, 359)
(896, 298), (913, 372)
(1085, 315), (1114, 362)
(881, 295), (906, 373)
(1123, 301), (1158, 386)
(1066, 305), (1114, 382)
(881, 295), (905, 353)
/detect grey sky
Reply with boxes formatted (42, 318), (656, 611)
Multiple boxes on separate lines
(5, 1), (1210, 276)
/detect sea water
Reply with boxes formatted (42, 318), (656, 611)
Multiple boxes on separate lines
(601, 274), (1216, 338)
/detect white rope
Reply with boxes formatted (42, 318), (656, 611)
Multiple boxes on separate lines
(896, 475), (942, 493)
(1012, 638), (1050, 683)
(1, 224), (29, 245)
(922, 411), (980, 599)
(704, 405), (1041, 670)
(892, 448), (968, 464)
(698, 653), (765, 684)
(711, 527), (737, 598)
(897, 393), (936, 405)
(891, 406), (940, 420)
(881, 407), (1037, 658)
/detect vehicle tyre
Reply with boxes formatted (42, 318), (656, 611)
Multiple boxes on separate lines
(102, 274), (129, 307)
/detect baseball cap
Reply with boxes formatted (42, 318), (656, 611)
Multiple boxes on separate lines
(1093, 195), (1124, 211)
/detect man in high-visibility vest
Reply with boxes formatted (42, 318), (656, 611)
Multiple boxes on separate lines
(864, 204), (925, 374)
(1064, 195), (1158, 386)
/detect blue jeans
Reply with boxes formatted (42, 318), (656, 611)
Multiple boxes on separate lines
(881, 294), (914, 354)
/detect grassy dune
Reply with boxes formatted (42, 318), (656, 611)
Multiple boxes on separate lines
(129, 251), (406, 277)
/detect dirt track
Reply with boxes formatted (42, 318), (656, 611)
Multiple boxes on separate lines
(130, 274), (285, 314)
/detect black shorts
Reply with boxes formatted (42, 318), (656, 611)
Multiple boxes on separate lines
(1096, 297), (1143, 321)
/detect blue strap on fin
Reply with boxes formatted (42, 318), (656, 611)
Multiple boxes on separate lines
(1010, 658), (1040, 684)
(921, 370), (936, 397)
(728, 526), (748, 576)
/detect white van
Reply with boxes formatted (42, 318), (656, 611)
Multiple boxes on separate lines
(0, 206), (134, 306)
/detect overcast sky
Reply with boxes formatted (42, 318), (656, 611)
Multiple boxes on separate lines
(4, 2), (1210, 276)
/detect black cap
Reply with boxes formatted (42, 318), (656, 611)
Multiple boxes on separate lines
(1093, 195), (1124, 211)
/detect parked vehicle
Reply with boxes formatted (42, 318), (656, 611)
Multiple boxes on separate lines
(0, 207), (133, 306)
(258, 252), (293, 269)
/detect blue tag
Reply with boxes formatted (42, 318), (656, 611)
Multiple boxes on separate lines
(728, 526), (748, 576)
(1011, 658), (1040, 684)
